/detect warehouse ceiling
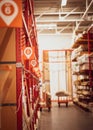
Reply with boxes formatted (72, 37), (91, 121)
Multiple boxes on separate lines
(34, 0), (93, 35)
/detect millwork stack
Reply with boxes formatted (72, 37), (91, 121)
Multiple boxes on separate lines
(72, 29), (93, 112)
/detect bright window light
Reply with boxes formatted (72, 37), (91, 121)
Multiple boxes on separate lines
(61, 0), (67, 6)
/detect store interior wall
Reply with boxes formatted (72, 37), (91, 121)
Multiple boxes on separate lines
(49, 51), (66, 100)
(38, 34), (72, 51)
(38, 34), (72, 100)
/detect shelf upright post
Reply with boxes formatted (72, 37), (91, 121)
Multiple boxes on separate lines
(87, 31), (92, 89)
(16, 28), (22, 130)
(23, 0), (32, 129)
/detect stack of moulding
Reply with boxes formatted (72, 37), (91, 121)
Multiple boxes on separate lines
(71, 49), (77, 60)
(0, 28), (17, 130)
(72, 75), (78, 81)
(76, 45), (88, 56)
(72, 63), (79, 73)
(78, 75), (89, 81)
(80, 63), (93, 71)
(76, 45), (88, 52)
(72, 45), (88, 61)
(77, 54), (93, 65)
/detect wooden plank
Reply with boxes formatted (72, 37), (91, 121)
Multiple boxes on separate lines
(0, 28), (17, 130)
(0, 106), (17, 130)
(0, 28), (16, 61)
(0, 64), (16, 104)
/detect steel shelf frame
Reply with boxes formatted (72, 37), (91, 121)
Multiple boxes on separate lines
(72, 26), (93, 111)
(16, 0), (40, 130)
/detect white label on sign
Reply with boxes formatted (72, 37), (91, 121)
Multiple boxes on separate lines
(0, 0), (18, 25)
(16, 62), (22, 68)
(24, 47), (32, 59)
(30, 60), (37, 67)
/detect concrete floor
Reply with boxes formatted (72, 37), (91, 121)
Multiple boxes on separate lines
(39, 103), (93, 130)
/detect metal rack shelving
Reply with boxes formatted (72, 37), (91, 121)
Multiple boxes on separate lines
(72, 27), (93, 111)
(16, 0), (40, 130)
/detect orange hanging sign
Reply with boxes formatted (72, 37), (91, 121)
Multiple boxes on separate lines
(0, 0), (22, 27)
(30, 59), (38, 67)
(24, 47), (32, 59)
(23, 46), (35, 60)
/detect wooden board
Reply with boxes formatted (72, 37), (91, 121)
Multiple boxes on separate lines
(0, 64), (16, 103)
(0, 28), (17, 130)
(0, 106), (17, 130)
(0, 28), (16, 61)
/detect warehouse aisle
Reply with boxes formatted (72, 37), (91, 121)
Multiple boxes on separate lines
(39, 103), (93, 130)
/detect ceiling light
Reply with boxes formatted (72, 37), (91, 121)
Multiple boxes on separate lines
(61, 0), (67, 6)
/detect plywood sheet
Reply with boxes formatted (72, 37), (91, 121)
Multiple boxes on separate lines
(0, 28), (16, 61)
(0, 106), (17, 130)
(0, 64), (16, 104)
(0, 28), (17, 130)
(0, 28), (7, 46)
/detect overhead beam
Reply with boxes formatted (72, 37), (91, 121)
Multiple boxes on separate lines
(36, 19), (93, 23)
(38, 33), (73, 36)
(36, 7), (51, 20)
(58, 23), (72, 33)
(36, 4), (59, 20)
(35, 11), (93, 15)
(71, 0), (93, 46)
(37, 25), (90, 30)
(75, 0), (93, 32)
(62, 8), (78, 19)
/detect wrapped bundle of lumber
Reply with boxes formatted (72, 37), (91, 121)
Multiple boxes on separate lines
(55, 91), (70, 97)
